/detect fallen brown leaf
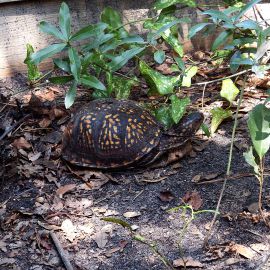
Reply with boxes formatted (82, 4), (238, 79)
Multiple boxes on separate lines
(182, 191), (203, 210)
(12, 137), (31, 150)
(230, 243), (256, 259)
(39, 118), (51, 128)
(123, 211), (141, 218)
(56, 184), (76, 198)
(173, 257), (203, 268)
(94, 231), (108, 248)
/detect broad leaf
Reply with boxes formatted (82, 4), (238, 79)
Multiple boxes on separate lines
(24, 44), (41, 82)
(153, 0), (196, 10)
(236, 20), (260, 31)
(31, 43), (66, 64)
(243, 147), (259, 176)
(201, 123), (211, 137)
(101, 7), (128, 38)
(174, 56), (185, 71)
(70, 23), (107, 42)
(170, 95), (190, 124)
(154, 50), (165, 64)
(82, 33), (114, 52)
(235, 0), (262, 22)
(230, 57), (254, 66)
(210, 107), (232, 134)
(182, 66), (197, 87)
(203, 10), (233, 24)
(39, 21), (65, 40)
(108, 46), (145, 72)
(212, 30), (232, 51)
(139, 60), (180, 95)
(65, 81), (77, 108)
(80, 74), (106, 90)
(68, 47), (81, 81)
(59, 2), (71, 40)
(162, 32), (183, 57)
(154, 105), (174, 129)
(188, 23), (211, 39)
(53, 59), (71, 73)
(49, 75), (73, 84)
(247, 104), (270, 160)
(220, 79), (239, 103)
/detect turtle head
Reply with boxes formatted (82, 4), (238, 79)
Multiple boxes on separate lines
(170, 112), (204, 138)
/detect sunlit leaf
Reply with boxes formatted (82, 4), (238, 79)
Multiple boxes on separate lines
(31, 43), (67, 64)
(220, 79), (239, 103)
(182, 66), (197, 87)
(210, 107), (232, 134)
(65, 81), (77, 108)
(243, 147), (259, 176)
(170, 95), (190, 123)
(39, 21), (65, 40)
(247, 104), (270, 160)
(201, 123), (210, 137)
(236, 20), (260, 30)
(102, 217), (132, 230)
(59, 2), (71, 40)
(24, 44), (42, 82)
(139, 60), (180, 95)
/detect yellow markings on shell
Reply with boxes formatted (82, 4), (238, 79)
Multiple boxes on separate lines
(112, 114), (119, 119)
(142, 146), (149, 153)
(105, 114), (112, 119)
(113, 126), (117, 133)
(149, 139), (155, 145)
(79, 122), (83, 132)
(113, 133), (120, 140)
(84, 119), (91, 124)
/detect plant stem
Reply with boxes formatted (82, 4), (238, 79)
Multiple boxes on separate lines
(203, 71), (249, 247)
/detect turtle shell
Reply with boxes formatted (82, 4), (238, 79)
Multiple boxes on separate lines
(62, 99), (162, 168)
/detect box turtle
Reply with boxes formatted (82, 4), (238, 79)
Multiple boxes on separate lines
(62, 98), (203, 169)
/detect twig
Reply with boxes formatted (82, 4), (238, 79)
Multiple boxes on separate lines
(255, 6), (270, 27)
(50, 231), (74, 270)
(0, 114), (31, 141)
(201, 83), (207, 109)
(193, 69), (250, 86)
(203, 72), (249, 247)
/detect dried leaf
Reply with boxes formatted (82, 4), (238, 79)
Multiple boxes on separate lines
(158, 191), (174, 202)
(56, 184), (76, 198)
(39, 118), (51, 128)
(12, 137), (31, 150)
(123, 211), (141, 218)
(61, 219), (76, 242)
(173, 257), (203, 268)
(28, 152), (42, 162)
(192, 174), (202, 183)
(94, 231), (108, 248)
(231, 243), (256, 259)
(182, 191), (203, 210)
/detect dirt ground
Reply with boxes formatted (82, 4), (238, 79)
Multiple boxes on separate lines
(1, 71), (270, 270)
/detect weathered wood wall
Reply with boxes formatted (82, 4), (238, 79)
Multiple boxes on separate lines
(0, 0), (269, 77)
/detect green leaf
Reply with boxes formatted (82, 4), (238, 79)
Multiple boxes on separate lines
(243, 146), (260, 176)
(211, 30), (232, 51)
(182, 66), (197, 87)
(101, 7), (128, 38)
(49, 75), (74, 84)
(80, 74), (106, 90)
(24, 44), (42, 82)
(230, 57), (254, 66)
(202, 10), (233, 24)
(188, 23), (211, 39)
(229, 51), (241, 73)
(154, 105), (174, 129)
(101, 217), (132, 230)
(162, 32), (183, 57)
(92, 89), (110, 99)
(154, 50), (165, 64)
(53, 59), (71, 73)
(31, 43), (67, 64)
(235, 20), (260, 30)
(210, 107), (232, 134)
(235, 0), (262, 21)
(220, 79), (239, 103)
(39, 21), (65, 40)
(170, 95), (190, 124)
(82, 33), (114, 51)
(68, 47), (81, 81)
(59, 2), (71, 40)
(139, 60), (180, 96)
(174, 56), (185, 71)
(201, 123), (211, 137)
(70, 23), (108, 42)
(248, 104), (270, 160)
(65, 81), (77, 108)
(252, 65), (270, 79)
(108, 46), (145, 72)
(153, 0), (196, 10)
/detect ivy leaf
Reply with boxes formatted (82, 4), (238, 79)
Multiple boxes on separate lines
(220, 79), (239, 103)
(65, 81), (77, 109)
(170, 95), (190, 124)
(243, 147), (259, 176)
(107, 46), (145, 72)
(68, 47), (81, 81)
(80, 74), (106, 90)
(39, 21), (65, 40)
(24, 44), (42, 82)
(139, 60), (180, 95)
(59, 2), (71, 40)
(154, 105), (174, 129)
(210, 107), (232, 135)
(154, 50), (165, 64)
(182, 66), (197, 87)
(162, 32), (183, 57)
(247, 104), (270, 160)
(31, 43), (67, 64)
